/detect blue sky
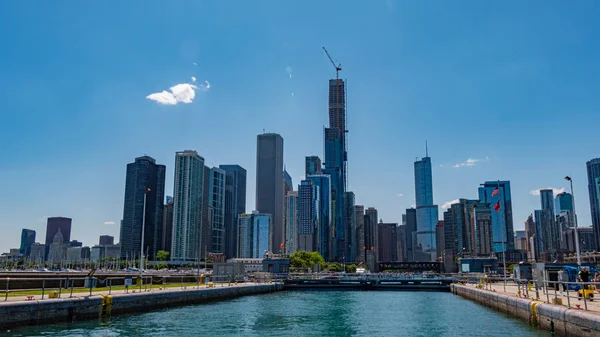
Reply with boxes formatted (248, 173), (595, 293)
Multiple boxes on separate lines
(1, 1), (599, 252)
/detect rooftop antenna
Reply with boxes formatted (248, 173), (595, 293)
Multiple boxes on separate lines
(425, 140), (428, 157)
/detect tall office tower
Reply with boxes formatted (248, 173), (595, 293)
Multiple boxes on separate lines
(209, 167), (226, 254)
(45, 217), (72, 259)
(377, 223), (398, 262)
(171, 150), (204, 262)
(414, 153), (439, 262)
(539, 189), (559, 251)
(364, 207), (379, 261)
(120, 156), (166, 261)
(219, 165), (247, 259)
(354, 205), (365, 263)
(470, 202), (492, 256)
(435, 221), (445, 260)
(397, 225), (406, 262)
(525, 214), (537, 260)
(305, 156), (322, 176)
(534, 209), (544, 254)
(478, 181), (515, 253)
(99, 235), (114, 246)
(345, 191), (356, 262)
(558, 212), (574, 251)
(587, 158), (600, 249)
(282, 169), (293, 254)
(284, 191), (298, 254)
(200, 166), (211, 258)
(306, 175), (331, 258)
(256, 133), (284, 254)
(237, 212), (271, 258)
(514, 231), (527, 251)
(297, 180), (320, 252)
(555, 192), (574, 215)
(283, 169), (293, 195)
(161, 196), (174, 253)
(20, 229), (36, 257)
(404, 208), (416, 262)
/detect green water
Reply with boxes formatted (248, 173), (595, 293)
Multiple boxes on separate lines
(7, 291), (548, 336)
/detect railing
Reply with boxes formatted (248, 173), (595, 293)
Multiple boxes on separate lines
(0, 274), (243, 302)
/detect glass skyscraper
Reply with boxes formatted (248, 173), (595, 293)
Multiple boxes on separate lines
(540, 189), (559, 251)
(297, 180), (320, 252)
(306, 174), (331, 258)
(478, 181), (515, 253)
(237, 212), (271, 258)
(219, 165), (247, 259)
(414, 156), (439, 262)
(171, 151), (204, 262)
(285, 191), (298, 254)
(209, 167), (226, 254)
(20, 229), (36, 257)
(586, 158), (600, 249)
(305, 156), (322, 176)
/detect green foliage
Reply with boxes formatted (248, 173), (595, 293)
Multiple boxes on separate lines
(290, 251), (325, 269)
(508, 263), (518, 274)
(156, 250), (170, 261)
(345, 264), (357, 273)
(326, 263), (341, 272)
(157, 263), (168, 270)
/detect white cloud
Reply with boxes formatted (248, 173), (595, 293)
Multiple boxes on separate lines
(442, 199), (460, 209)
(396, 193), (403, 197)
(410, 204), (416, 208)
(191, 76), (196, 82)
(193, 62), (198, 66)
(146, 81), (210, 105)
(104, 221), (116, 225)
(530, 187), (566, 196)
(452, 156), (489, 168)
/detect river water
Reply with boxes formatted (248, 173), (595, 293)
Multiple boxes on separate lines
(7, 291), (548, 336)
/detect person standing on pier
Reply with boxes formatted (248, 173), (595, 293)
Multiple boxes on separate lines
(579, 267), (591, 290)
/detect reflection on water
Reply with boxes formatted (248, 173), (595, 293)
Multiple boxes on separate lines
(7, 291), (547, 337)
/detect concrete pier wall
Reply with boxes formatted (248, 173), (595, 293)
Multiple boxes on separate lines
(452, 284), (600, 337)
(0, 284), (283, 330)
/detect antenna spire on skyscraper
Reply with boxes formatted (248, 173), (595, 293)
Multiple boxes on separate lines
(425, 140), (428, 157)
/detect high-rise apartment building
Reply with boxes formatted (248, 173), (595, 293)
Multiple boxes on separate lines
(161, 196), (174, 253)
(404, 208), (416, 262)
(171, 150), (205, 262)
(99, 235), (114, 246)
(345, 191), (356, 262)
(514, 231), (527, 251)
(20, 229), (36, 257)
(478, 181), (515, 253)
(284, 191), (298, 254)
(45, 217), (72, 259)
(540, 189), (560, 251)
(435, 221), (445, 260)
(305, 156), (322, 176)
(354, 205), (365, 263)
(209, 167), (226, 254)
(200, 166), (211, 258)
(238, 212), (271, 258)
(120, 156), (166, 260)
(471, 202), (492, 256)
(297, 180), (320, 252)
(414, 154), (439, 262)
(534, 209), (544, 254)
(306, 174), (331, 258)
(377, 223), (398, 262)
(364, 207), (378, 261)
(525, 214), (537, 260)
(282, 169), (293, 255)
(219, 165), (247, 259)
(256, 133), (284, 254)
(586, 158), (600, 249)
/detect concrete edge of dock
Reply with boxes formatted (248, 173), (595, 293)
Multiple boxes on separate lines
(452, 284), (600, 337)
(0, 283), (284, 331)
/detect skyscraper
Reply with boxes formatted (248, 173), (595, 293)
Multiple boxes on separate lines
(120, 156), (166, 260)
(555, 192), (574, 215)
(161, 196), (174, 253)
(586, 158), (600, 249)
(306, 174), (331, 258)
(414, 154), (439, 262)
(284, 191), (298, 254)
(45, 217), (72, 259)
(540, 189), (559, 251)
(297, 180), (320, 252)
(20, 229), (35, 257)
(403, 208), (416, 262)
(283, 169), (293, 195)
(305, 156), (322, 176)
(219, 165), (247, 259)
(209, 167), (226, 254)
(377, 223), (398, 262)
(324, 77), (348, 262)
(256, 133), (284, 254)
(364, 207), (378, 261)
(471, 202), (492, 256)
(525, 214), (537, 260)
(99, 235), (114, 246)
(534, 209), (544, 254)
(171, 150), (204, 262)
(282, 168), (293, 254)
(345, 191), (356, 262)
(478, 181), (515, 253)
(237, 212), (271, 258)
(354, 205), (365, 263)
(200, 166), (211, 258)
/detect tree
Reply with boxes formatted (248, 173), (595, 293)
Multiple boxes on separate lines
(290, 251), (325, 270)
(345, 264), (357, 273)
(326, 263), (341, 272)
(156, 250), (170, 261)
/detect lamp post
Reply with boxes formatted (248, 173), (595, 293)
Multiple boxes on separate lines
(565, 176), (581, 268)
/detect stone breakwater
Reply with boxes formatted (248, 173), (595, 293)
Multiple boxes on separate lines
(452, 284), (600, 337)
(0, 283), (283, 330)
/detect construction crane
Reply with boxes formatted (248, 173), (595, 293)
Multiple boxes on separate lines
(322, 47), (342, 79)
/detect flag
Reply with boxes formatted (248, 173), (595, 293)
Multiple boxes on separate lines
(145, 187), (151, 193)
(491, 188), (499, 197)
(279, 243), (284, 249)
(494, 200), (501, 212)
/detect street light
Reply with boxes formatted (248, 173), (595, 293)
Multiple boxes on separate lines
(565, 176), (581, 268)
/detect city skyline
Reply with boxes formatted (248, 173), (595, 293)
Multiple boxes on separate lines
(2, 2), (600, 252)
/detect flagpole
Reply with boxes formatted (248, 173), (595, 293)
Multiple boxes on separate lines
(565, 176), (581, 268)
(498, 180), (507, 292)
